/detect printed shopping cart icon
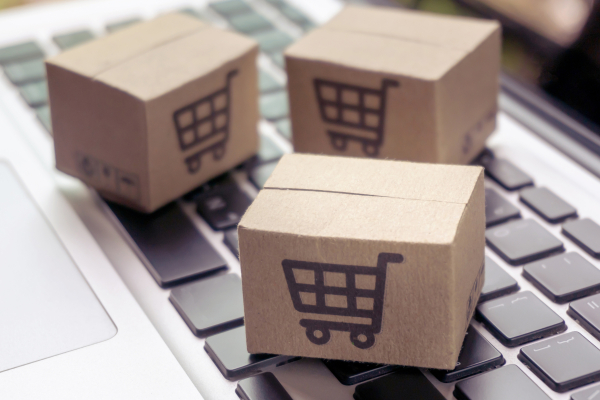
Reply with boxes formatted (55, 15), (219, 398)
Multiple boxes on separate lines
(282, 253), (404, 350)
(314, 78), (399, 157)
(173, 70), (238, 174)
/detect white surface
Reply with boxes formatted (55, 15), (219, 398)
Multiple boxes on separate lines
(1, 0), (600, 399)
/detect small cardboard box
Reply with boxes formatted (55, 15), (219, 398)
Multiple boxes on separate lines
(285, 6), (500, 165)
(47, 14), (259, 212)
(238, 154), (485, 368)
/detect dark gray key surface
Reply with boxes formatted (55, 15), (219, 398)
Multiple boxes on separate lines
(0, 41), (44, 64)
(518, 332), (600, 392)
(106, 18), (142, 33)
(53, 30), (95, 50)
(229, 12), (273, 34)
(481, 158), (533, 190)
(19, 80), (48, 107)
(170, 274), (243, 337)
(431, 325), (504, 383)
(485, 188), (521, 227)
(249, 161), (278, 189)
(322, 360), (400, 386)
(353, 368), (445, 400)
(3, 58), (46, 85)
(224, 228), (239, 258)
(195, 183), (252, 230)
(571, 383), (600, 400)
(563, 219), (600, 258)
(476, 291), (566, 347)
(568, 293), (600, 341)
(259, 70), (283, 93)
(256, 134), (284, 163)
(236, 373), (292, 400)
(108, 202), (227, 287)
(523, 252), (600, 303)
(454, 364), (550, 400)
(210, 0), (253, 17)
(279, 4), (314, 30)
(520, 187), (577, 223)
(486, 219), (564, 265)
(480, 255), (519, 302)
(205, 326), (293, 381)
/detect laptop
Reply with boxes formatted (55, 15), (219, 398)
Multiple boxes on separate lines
(1, 0), (600, 399)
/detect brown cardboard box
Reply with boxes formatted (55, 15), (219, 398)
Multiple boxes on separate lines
(238, 153), (485, 368)
(47, 14), (259, 212)
(285, 6), (500, 165)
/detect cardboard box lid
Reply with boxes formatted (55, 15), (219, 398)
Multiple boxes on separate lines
(241, 154), (483, 244)
(47, 14), (258, 100)
(284, 6), (499, 80)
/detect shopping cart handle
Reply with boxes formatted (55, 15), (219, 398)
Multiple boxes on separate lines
(377, 252), (404, 267)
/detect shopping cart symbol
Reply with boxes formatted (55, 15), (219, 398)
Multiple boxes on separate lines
(314, 77), (399, 157)
(173, 69), (238, 174)
(282, 252), (403, 350)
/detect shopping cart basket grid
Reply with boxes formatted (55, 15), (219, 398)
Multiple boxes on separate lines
(172, 69), (238, 174)
(314, 78), (399, 157)
(282, 252), (403, 349)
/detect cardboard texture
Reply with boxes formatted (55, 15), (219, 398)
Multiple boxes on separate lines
(47, 14), (259, 212)
(285, 6), (501, 165)
(238, 154), (485, 368)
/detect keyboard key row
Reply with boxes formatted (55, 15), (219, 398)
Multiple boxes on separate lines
(236, 372), (292, 400)
(520, 186), (577, 224)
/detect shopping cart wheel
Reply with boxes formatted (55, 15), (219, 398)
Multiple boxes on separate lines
(212, 144), (226, 161)
(362, 142), (379, 157)
(186, 157), (201, 174)
(350, 331), (375, 349)
(330, 136), (348, 151)
(305, 326), (331, 345)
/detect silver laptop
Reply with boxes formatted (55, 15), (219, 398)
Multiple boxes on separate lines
(2, 0), (600, 399)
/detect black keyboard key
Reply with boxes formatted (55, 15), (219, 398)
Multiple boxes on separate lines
(480, 256), (519, 303)
(485, 188), (520, 227)
(563, 219), (600, 258)
(205, 326), (293, 381)
(236, 373), (292, 400)
(53, 30), (95, 50)
(520, 187), (577, 223)
(0, 41), (44, 65)
(323, 360), (400, 386)
(571, 383), (600, 400)
(476, 291), (566, 347)
(106, 18), (142, 33)
(568, 293), (600, 341)
(19, 80), (48, 107)
(3, 58), (46, 85)
(518, 332), (600, 392)
(486, 219), (564, 265)
(454, 364), (550, 400)
(224, 228), (239, 258)
(431, 325), (504, 383)
(170, 274), (243, 337)
(195, 183), (252, 230)
(210, 0), (253, 17)
(481, 158), (533, 190)
(108, 202), (227, 287)
(523, 252), (600, 303)
(353, 368), (445, 400)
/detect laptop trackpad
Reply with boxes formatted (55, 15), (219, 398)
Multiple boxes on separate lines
(0, 164), (117, 373)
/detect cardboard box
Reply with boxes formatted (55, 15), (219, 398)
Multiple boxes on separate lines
(238, 154), (485, 368)
(47, 14), (259, 212)
(285, 6), (500, 165)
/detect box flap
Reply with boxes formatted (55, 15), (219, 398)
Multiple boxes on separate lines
(96, 27), (257, 100)
(46, 14), (207, 78)
(284, 6), (499, 80)
(264, 154), (482, 204)
(326, 6), (499, 52)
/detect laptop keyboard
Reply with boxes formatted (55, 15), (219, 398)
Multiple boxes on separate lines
(2, 0), (600, 399)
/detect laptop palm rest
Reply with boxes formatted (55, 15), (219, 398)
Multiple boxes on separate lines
(0, 163), (116, 373)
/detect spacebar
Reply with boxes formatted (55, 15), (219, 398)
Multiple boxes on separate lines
(108, 201), (227, 288)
